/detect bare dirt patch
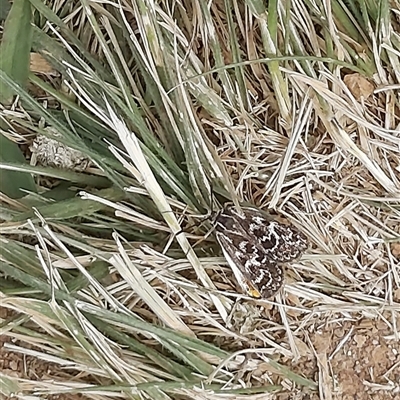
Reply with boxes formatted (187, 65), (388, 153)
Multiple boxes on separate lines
(284, 316), (400, 399)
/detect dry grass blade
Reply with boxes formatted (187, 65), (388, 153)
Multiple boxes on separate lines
(110, 234), (194, 336)
(1, 1), (400, 400)
(104, 102), (229, 321)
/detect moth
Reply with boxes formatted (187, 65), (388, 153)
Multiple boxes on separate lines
(213, 205), (308, 298)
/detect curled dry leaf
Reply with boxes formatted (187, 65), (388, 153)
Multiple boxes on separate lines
(343, 73), (374, 101)
(30, 53), (58, 76)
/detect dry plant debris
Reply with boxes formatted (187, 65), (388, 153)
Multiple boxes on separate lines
(1, 0), (400, 400)
(30, 131), (91, 172)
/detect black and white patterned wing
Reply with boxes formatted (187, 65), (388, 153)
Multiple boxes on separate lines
(214, 206), (286, 298)
(224, 206), (308, 263)
(215, 231), (284, 298)
(213, 204), (308, 298)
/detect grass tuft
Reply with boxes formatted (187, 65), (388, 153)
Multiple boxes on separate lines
(1, 0), (399, 399)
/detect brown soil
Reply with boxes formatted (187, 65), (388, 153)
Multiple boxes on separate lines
(282, 316), (400, 399)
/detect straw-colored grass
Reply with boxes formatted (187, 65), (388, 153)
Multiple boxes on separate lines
(1, 0), (400, 399)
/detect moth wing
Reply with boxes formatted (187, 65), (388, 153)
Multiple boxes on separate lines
(239, 207), (308, 263)
(215, 232), (262, 298)
(250, 257), (284, 298)
(214, 206), (250, 237)
(216, 232), (284, 298)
